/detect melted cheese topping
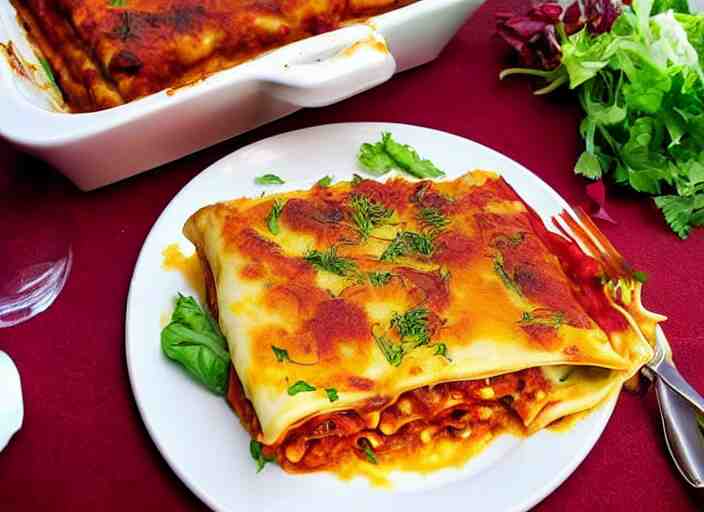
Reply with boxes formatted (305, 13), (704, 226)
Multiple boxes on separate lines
(184, 171), (654, 447)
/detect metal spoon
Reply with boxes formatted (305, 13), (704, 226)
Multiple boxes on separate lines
(0, 350), (23, 451)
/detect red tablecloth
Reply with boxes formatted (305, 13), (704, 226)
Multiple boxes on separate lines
(1, 0), (703, 509)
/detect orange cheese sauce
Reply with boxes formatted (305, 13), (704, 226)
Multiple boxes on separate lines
(161, 243), (206, 302)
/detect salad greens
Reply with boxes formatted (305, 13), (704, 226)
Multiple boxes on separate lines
(358, 132), (446, 179)
(160, 294), (230, 395)
(499, 0), (704, 238)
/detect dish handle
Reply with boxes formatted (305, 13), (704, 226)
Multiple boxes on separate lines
(256, 27), (396, 108)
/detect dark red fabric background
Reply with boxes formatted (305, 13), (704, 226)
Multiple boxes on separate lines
(1, 0), (703, 509)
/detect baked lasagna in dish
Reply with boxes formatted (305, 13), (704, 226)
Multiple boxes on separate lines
(181, 170), (662, 477)
(10, 0), (414, 112)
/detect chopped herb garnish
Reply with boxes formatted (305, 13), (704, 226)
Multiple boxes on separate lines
(380, 231), (434, 262)
(287, 380), (317, 396)
(316, 175), (333, 188)
(360, 439), (378, 464)
(433, 343), (451, 361)
(349, 194), (393, 241)
(265, 200), (285, 235)
(492, 232), (525, 248)
(250, 440), (276, 473)
(439, 267), (451, 283)
(418, 207), (449, 236)
(255, 174), (285, 185)
(518, 309), (565, 329)
(368, 271), (393, 287)
(39, 58), (56, 86)
(325, 388), (339, 402)
(271, 345), (317, 366)
(373, 331), (404, 366)
(632, 270), (649, 284)
(304, 247), (358, 277)
(351, 174), (364, 186)
(373, 307), (437, 366)
(493, 253), (522, 296)
(108, 0), (125, 6)
(357, 132), (445, 179)
(272, 345), (288, 362)
(391, 307), (430, 346)
(606, 277), (634, 305)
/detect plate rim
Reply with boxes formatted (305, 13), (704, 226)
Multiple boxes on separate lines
(125, 121), (617, 512)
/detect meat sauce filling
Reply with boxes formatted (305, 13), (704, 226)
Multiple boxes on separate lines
(227, 366), (550, 472)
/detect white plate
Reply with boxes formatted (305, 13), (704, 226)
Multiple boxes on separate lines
(126, 122), (617, 512)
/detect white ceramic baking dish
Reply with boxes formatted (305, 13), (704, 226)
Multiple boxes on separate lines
(0, 0), (481, 190)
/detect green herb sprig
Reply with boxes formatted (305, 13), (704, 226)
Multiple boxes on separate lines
(518, 309), (565, 329)
(255, 174), (285, 185)
(367, 271), (393, 287)
(493, 254), (522, 297)
(287, 380), (317, 396)
(358, 132), (445, 179)
(349, 194), (393, 241)
(380, 231), (434, 262)
(418, 207), (449, 236)
(304, 247), (358, 277)
(265, 200), (285, 235)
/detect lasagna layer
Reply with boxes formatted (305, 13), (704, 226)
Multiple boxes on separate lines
(183, 170), (656, 474)
(11, 0), (414, 112)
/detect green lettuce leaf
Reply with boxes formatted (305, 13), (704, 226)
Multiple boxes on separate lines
(161, 294), (229, 395)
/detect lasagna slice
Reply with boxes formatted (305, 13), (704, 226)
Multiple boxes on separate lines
(11, 0), (414, 112)
(183, 170), (658, 475)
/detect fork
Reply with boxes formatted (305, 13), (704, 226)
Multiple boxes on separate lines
(552, 206), (704, 488)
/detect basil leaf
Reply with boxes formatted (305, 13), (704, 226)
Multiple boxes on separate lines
(255, 174), (285, 185)
(316, 175), (333, 188)
(287, 380), (316, 396)
(250, 440), (276, 473)
(160, 294), (229, 395)
(325, 388), (339, 402)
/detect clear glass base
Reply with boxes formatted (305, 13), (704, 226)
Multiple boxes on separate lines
(0, 249), (72, 328)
